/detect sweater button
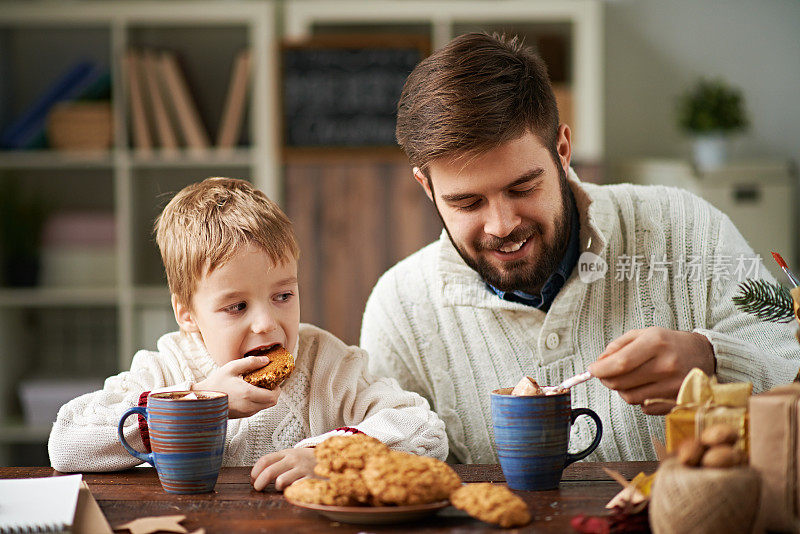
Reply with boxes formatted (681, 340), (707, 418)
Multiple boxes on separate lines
(545, 332), (560, 350)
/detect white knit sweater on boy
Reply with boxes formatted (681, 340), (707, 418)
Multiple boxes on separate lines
(49, 324), (447, 472)
(360, 170), (800, 462)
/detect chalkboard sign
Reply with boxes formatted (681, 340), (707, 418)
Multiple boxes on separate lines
(282, 36), (429, 147)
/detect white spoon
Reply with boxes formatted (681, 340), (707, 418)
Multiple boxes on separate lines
(541, 371), (594, 395)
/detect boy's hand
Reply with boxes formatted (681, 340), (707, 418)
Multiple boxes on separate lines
(192, 356), (281, 418)
(251, 448), (316, 491)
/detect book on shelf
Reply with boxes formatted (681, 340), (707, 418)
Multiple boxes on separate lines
(125, 47), (252, 154)
(124, 51), (153, 153)
(0, 61), (110, 150)
(217, 48), (252, 149)
(157, 50), (210, 152)
(140, 50), (179, 152)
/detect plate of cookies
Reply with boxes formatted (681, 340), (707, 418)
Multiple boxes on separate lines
(284, 434), (531, 527)
(284, 498), (451, 525)
(284, 434), (459, 524)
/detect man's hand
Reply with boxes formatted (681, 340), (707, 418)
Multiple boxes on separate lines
(587, 327), (715, 415)
(192, 356), (281, 418)
(250, 448), (317, 491)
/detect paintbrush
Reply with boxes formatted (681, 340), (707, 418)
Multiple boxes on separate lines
(772, 251), (800, 287)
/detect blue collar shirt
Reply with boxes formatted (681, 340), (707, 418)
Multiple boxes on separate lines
(486, 194), (580, 311)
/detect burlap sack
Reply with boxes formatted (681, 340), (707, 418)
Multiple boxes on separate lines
(649, 459), (761, 534)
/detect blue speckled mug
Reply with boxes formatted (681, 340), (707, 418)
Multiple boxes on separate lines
(491, 387), (602, 491)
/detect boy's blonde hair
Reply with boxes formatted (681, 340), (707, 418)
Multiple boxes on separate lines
(155, 177), (299, 307)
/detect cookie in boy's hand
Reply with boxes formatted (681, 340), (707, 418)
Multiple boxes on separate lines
(242, 346), (295, 389)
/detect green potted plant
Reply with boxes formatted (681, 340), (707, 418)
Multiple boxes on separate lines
(678, 78), (748, 170)
(0, 178), (48, 287)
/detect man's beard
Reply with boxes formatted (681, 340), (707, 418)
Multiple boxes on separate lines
(435, 166), (574, 295)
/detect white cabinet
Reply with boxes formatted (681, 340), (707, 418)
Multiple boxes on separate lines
(614, 159), (797, 282)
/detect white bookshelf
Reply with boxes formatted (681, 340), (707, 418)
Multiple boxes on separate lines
(0, 1), (278, 465)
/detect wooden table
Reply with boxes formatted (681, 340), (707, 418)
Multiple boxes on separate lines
(2, 462), (657, 533)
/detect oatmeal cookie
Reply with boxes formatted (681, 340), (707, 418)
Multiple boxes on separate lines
(327, 472), (373, 505)
(450, 483), (531, 528)
(242, 346), (294, 389)
(361, 450), (462, 505)
(314, 434), (390, 477)
(284, 478), (329, 505)
(284, 478), (360, 506)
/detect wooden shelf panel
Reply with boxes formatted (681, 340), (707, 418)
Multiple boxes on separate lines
(0, 150), (114, 170)
(0, 286), (173, 308)
(0, 287), (119, 307)
(283, 146), (407, 164)
(132, 286), (170, 306)
(0, 148), (256, 169)
(130, 148), (254, 168)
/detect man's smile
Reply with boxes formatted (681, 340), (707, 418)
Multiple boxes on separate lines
(486, 234), (538, 263)
(497, 238), (527, 253)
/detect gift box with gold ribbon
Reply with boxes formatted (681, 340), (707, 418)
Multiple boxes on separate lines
(664, 368), (752, 455)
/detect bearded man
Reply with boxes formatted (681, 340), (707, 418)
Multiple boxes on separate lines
(359, 32), (799, 462)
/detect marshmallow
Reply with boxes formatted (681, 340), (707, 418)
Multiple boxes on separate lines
(511, 376), (543, 396)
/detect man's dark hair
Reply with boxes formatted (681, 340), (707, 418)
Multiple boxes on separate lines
(396, 32), (560, 175)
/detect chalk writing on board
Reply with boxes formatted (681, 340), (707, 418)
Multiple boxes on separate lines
(283, 46), (424, 146)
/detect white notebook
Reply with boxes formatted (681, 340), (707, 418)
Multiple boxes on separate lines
(0, 474), (82, 533)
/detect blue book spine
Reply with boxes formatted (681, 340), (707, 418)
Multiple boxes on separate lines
(0, 61), (95, 149)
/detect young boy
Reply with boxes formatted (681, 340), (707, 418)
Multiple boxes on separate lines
(48, 177), (448, 490)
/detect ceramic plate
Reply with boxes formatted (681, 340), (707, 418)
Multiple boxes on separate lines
(285, 497), (450, 525)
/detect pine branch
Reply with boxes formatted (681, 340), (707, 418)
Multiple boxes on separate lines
(732, 279), (794, 323)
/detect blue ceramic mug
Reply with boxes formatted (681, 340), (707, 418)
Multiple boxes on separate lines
(118, 391), (228, 494)
(491, 387), (602, 491)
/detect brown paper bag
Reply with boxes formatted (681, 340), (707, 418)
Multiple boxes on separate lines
(749, 384), (800, 532)
(791, 287), (800, 382)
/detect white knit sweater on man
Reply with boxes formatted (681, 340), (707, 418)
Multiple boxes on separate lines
(360, 169), (800, 463)
(49, 323), (447, 472)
